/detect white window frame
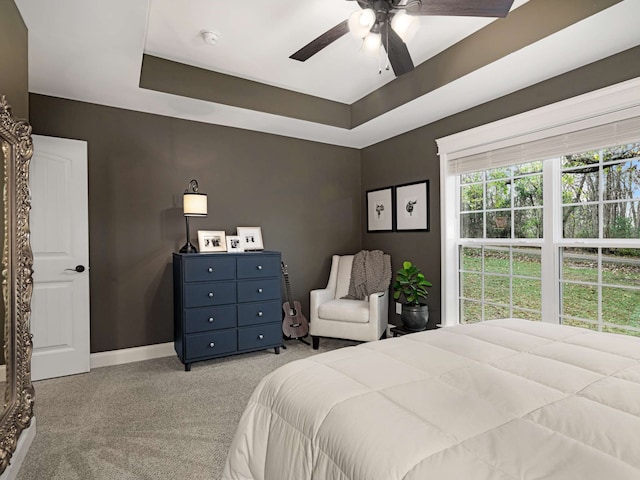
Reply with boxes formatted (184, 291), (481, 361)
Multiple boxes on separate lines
(437, 77), (640, 326)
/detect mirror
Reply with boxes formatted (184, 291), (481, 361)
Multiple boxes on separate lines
(0, 95), (35, 473)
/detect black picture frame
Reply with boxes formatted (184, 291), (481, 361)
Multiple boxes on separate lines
(366, 187), (394, 232)
(395, 180), (429, 232)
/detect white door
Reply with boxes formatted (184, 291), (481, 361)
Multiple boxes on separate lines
(30, 135), (90, 381)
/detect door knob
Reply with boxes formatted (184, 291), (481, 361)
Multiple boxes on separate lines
(65, 265), (85, 273)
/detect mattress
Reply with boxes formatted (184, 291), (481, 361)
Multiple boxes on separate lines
(222, 319), (640, 479)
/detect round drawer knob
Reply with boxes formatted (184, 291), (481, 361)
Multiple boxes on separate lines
(208, 267), (213, 273)
(257, 265), (262, 270)
(257, 311), (263, 317)
(258, 334), (264, 340)
(209, 342), (215, 348)
(208, 317), (214, 323)
(208, 292), (214, 298)
(258, 288), (263, 293)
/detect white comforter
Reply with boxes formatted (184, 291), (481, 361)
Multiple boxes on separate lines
(222, 319), (640, 480)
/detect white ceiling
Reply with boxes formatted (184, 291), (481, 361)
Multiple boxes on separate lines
(144, 0), (519, 104)
(15, 0), (640, 148)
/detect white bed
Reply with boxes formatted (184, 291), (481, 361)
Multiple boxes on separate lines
(222, 319), (640, 480)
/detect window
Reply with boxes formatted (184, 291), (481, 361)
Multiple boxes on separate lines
(458, 161), (544, 324)
(455, 146), (640, 336)
(561, 247), (640, 335)
(437, 77), (640, 336)
(561, 145), (640, 239)
(559, 143), (640, 336)
(460, 162), (543, 239)
(460, 245), (542, 323)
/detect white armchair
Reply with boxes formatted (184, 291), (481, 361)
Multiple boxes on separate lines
(310, 254), (389, 349)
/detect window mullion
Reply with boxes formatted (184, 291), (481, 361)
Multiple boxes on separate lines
(542, 158), (559, 324)
(598, 149), (604, 332)
(599, 149), (604, 240)
(509, 246), (513, 318)
(598, 248), (603, 332)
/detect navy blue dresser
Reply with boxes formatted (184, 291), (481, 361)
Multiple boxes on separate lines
(173, 251), (283, 371)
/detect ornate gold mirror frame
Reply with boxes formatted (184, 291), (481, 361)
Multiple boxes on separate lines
(0, 95), (35, 473)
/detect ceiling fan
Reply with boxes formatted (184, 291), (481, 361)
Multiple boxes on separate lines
(290, 0), (515, 77)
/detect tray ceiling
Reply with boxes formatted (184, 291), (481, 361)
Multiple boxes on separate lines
(15, 0), (640, 148)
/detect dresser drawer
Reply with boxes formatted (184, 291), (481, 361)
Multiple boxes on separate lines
(185, 305), (236, 333)
(237, 278), (280, 303)
(238, 300), (281, 326)
(185, 329), (237, 360)
(238, 323), (282, 351)
(183, 256), (236, 283)
(237, 255), (280, 279)
(184, 282), (236, 308)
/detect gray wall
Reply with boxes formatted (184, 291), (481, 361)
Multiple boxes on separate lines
(27, 45), (640, 351)
(0, 0), (28, 119)
(28, 96), (361, 352)
(362, 46), (640, 328)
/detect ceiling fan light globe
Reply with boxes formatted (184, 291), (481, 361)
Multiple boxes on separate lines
(359, 9), (376, 27)
(348, 9), (375, 38)
(391, 11), (418, 42)
(361, 31), (382, 56)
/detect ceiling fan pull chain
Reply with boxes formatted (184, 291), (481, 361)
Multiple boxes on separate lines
(385, 23), (391, 72)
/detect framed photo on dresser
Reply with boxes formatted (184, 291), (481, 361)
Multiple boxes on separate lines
(198, 230), (227, 252)
(226, 235), (244, 252)
(236, 227), (264, 251)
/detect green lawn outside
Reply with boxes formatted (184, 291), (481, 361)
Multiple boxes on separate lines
(460, 249), (640, 336)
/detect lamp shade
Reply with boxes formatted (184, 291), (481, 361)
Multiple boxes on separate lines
(183, 193), (207, 216)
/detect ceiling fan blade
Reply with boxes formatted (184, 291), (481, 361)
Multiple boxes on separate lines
(407, 0), (515, 18)
(381, 22), (414, 77)
(290, 20), (350, 62)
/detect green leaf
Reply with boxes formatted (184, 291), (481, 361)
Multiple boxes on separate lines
(393, 260), (433, 305)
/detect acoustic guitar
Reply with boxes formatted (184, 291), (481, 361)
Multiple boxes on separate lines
(281, 262), (309, 340)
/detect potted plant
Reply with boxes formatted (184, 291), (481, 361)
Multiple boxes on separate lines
(392, 261), (433, 331)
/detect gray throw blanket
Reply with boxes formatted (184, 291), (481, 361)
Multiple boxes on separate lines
(342, 250), (392, 300)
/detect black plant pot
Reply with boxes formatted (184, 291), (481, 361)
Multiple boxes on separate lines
(400, 303), (429, 332)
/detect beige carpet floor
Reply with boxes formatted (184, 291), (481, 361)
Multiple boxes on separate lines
(16, 337), (356, 480)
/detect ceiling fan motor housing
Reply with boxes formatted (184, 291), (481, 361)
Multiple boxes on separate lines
(357, 0), (404, 10)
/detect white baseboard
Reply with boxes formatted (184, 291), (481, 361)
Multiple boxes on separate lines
(0, 417), (36, 480)
(2, 343), (174, 376)
(90, 342), (174, 369)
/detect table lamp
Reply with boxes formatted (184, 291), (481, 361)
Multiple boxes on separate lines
(179, 179), (207, 253)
